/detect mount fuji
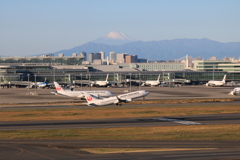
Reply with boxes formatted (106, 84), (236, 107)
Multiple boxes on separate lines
(92, 31), (136, 45)
(49, 31), (240, 60)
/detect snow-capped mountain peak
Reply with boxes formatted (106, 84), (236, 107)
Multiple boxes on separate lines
(102, 31), (134, 40)
(92, 31), (135, 45)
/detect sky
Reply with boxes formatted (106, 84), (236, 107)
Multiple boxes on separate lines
(0, 0), (240, 57)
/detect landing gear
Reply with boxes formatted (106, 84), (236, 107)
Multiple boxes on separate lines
(116, 103), (122, 106)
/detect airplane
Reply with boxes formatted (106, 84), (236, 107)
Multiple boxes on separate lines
(83, 90), (150, 106)
(33, 78), (54, 88)
(142, 74), (161, 87)
(36, 82), (47, 88)
(206, 74), (227, 87)
(51, 82), (114, 99)
(91, 74), (109, 87)
(228, 87), (240, 95)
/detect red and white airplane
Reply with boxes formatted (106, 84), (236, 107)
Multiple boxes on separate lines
(206, 74), (226, 87)
(91, 74), (110, 87)
(51, 82), (113, 99)
(142, 74), (161, 87)
(83, 90), (150, 106)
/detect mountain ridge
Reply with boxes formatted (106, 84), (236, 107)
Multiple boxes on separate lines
(52, 38), (240, 60)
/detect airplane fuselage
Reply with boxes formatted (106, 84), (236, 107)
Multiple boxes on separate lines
(94, 81), (109, 86)
(56, 90), (113, 98)
(117, 90), (149, 100)
(145, 81), (160, 86)
(87, 96), (119, 106)
(206, 81), (224, 86)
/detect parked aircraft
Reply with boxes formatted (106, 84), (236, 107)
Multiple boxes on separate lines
(228, 87), (240, 95)
(36, 82), (47, 88)
(206, 74), (226, 86)
(83, 90), (150, 106)
(91, 74), (110, 87)
(142, 74), (160, 87)
(51, 82), (114, 99)
(33, 78), (54, 88)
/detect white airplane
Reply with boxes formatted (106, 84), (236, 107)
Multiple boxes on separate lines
(91, 74), (109, 87)
(36, 82), (47, 88)
(33, 78), (53, 88)
(142, 74), (161, 87)
(51, 82), (113, 99)
(228, 87), (240, 96)
(83, 90), (150, 106)
(206, 74), (227, 87)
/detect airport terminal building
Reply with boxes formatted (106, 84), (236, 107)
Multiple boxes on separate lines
(1, 56), (240, 87)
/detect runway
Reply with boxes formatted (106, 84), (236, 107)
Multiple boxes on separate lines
(1, 113), (240, 130)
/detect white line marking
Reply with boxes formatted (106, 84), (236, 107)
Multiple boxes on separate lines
(153, 117), (201, 125)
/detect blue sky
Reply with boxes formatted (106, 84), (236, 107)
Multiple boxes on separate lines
(0, 0), (239, 56)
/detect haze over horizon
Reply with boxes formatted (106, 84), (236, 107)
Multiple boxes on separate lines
(1, 0), (240, 57)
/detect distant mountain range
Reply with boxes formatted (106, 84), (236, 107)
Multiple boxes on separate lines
(50, 31), (240, 60)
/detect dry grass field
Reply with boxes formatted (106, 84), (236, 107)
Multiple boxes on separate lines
(0, 124), (239, 141)
(0, 103), (240, 121)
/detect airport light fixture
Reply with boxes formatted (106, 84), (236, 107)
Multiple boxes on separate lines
(129, 73), (131, 92)
(80, 73), (82, 90)
(27, 74), (30, 95)
(34, 74), (37, 95)
(53, 68), (55, 82)
(139, 72), (141, 90)
(89, 73), (91, 90)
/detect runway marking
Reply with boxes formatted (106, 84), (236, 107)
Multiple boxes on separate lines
(153, 117), (201, 125)
(0, 145), (24, 159)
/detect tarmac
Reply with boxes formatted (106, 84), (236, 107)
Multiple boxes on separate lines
(1, 85), (240, 160)
(0, 85), (239, 105)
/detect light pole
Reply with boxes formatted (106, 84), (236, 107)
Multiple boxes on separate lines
(0, 74), (1, 89)
(168, 73), (170, 87)
(139, 73), (141, 90)
(34, 74), (37, 95)
(129, 73), (131, 92)
(80, 73), (82, 90)
(53, 68), (55, 82)
(213, 65), (215, 80)
(89, 73), (91, 90)
(27, 74), (30, 95)
(162, 70), (165, 82)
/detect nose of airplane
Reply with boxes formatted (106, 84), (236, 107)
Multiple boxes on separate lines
(142, 90), (149, 95)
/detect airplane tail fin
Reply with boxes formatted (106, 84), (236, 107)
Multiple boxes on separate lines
(222, 74), (227, 83)
(106, 74), (109, 81)
(157, 74), (160, 81)
(82, 92), (98, 104)
(54, 82), (64, 92)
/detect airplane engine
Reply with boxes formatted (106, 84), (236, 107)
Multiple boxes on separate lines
(77, 94), (84, 99)
(125, 98), (132, 102)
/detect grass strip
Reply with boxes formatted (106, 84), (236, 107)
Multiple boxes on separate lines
(1, 124), (240, 141)
(0, 104), (240, 121)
